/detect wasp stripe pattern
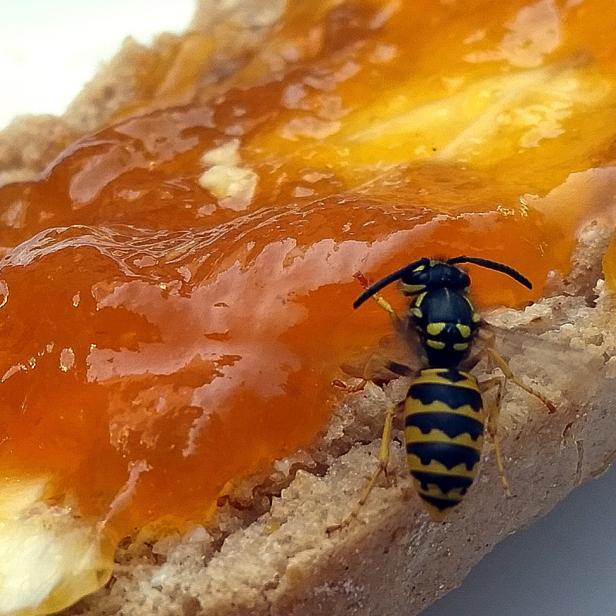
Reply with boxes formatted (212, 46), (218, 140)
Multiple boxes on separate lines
(351, 256), (534, 522)
(404, 368), (485, 519)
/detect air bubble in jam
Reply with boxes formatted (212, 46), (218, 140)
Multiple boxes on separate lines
(1, 0), (616, 550)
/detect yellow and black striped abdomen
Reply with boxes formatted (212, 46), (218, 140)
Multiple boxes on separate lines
(404, 368), (485, 520)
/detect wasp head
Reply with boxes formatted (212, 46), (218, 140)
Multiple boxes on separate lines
(399, 260), (470, 295)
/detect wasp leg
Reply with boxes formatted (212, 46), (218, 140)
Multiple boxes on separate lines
(332, 357), (412, 393)
(475, 326), (556, 413)
(354, 271), (402, 327)
(327, 401), (402, 534)
(333, 272), (409, 393)
(485, 347), (556, 414)
(480, 376), (512, 498)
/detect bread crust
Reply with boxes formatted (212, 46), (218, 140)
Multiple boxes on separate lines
(2, 3), (616, 616)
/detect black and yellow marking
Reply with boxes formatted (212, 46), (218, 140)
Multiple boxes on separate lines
(401, 283), (426, 294)
(427, 322), (446, 336)
(406, 412), (484, 440)
(342, 256), (543, 528)
(408, 289), (480, 367)
(408, 379), (482, 412)
(456, 323), (471, 338)
(407, 441), (481, 470)
(404, 368), (485, 519)
(464, 295), (482, 324)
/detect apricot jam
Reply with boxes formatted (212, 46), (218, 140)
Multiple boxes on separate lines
(1, 0), (616, 545)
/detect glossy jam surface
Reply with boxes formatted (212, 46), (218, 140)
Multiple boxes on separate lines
(2, 0), (616, 539)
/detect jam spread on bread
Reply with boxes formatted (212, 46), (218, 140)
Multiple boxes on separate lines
(1, 0), (615, 550)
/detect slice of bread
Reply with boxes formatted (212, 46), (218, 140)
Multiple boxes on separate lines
(1, 3), (616, 616)
(58, 228), (615, 616)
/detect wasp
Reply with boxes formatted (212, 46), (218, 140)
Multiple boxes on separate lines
(331, 256), (555, 528)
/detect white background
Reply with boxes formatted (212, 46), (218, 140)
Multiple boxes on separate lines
(0, 0), (194, 128)
(1, 2), (614, 614)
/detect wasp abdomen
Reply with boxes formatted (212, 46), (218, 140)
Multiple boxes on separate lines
(404, 368), (485, 518)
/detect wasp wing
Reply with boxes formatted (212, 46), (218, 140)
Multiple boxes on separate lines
(339, 319), (423, 385)
(472, 318), (599, 408)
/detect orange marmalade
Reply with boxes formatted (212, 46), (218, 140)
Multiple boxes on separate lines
(2, 0), (616, 546)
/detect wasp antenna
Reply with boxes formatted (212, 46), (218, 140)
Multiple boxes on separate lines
(447, 256), (532, 289)
(353, 258), (429, 309)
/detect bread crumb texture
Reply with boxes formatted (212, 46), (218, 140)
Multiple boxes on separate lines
(1, 1), (616, 615)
